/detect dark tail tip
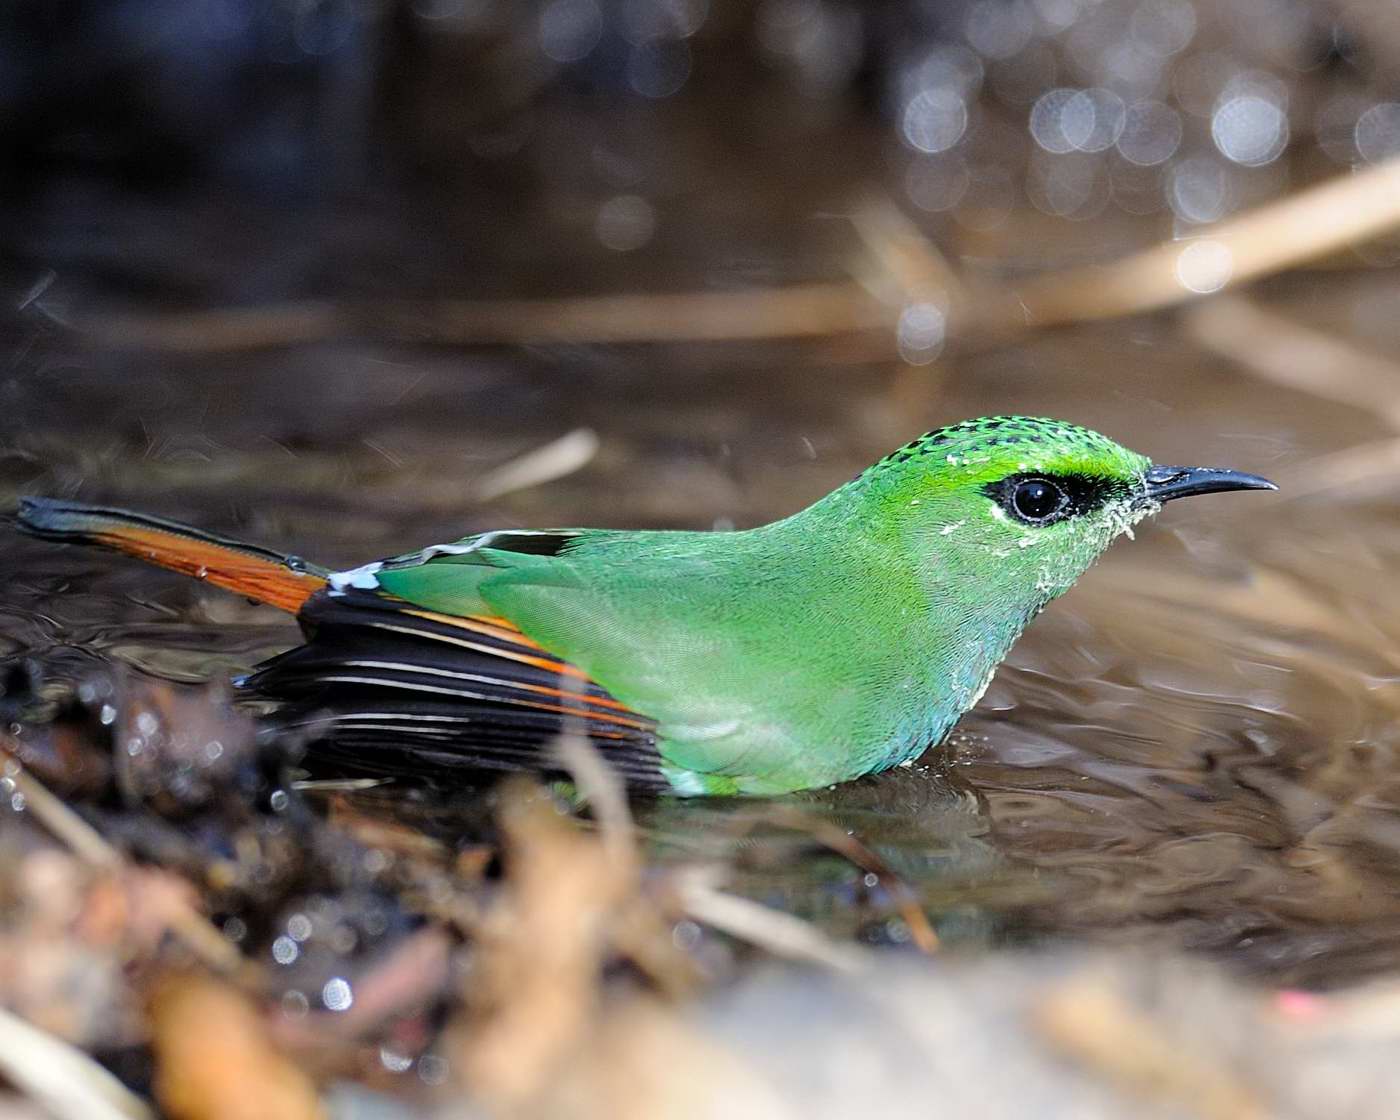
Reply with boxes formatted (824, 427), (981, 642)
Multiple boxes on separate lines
(18, 497), (77, 537)
(16, 497), (104, 541)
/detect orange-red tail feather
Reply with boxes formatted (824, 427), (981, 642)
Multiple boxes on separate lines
(17, 498), (327, 613)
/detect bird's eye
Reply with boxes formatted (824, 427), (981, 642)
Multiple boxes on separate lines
(1010, 478), (1068, 523)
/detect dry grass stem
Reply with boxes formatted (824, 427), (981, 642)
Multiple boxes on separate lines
(471, 428), (600, 502)
(3, 745), (121, 870)
(763, 804), (940, 954)
(75, 303), (343, 352)
(672, 867), (867, 973)
(455, 780), (640, 1108)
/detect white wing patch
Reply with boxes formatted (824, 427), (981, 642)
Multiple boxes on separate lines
(327, 530), (569, 595)
(328, 561), (383, 593)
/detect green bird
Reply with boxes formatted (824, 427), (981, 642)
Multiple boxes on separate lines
(17, 416), (1275, 796)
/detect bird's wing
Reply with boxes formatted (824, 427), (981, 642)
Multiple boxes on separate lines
(244, 578), (667, 790)
(362, 528), (893, 795)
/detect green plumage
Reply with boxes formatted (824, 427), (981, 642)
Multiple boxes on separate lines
(342, 416), (1270, 795)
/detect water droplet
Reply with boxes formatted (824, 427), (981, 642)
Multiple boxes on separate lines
(1030, 88), (1083, 154)
(1130, 0), (1197, 58)
(627, 38), (691, 98)
(671, 919), (702, 950)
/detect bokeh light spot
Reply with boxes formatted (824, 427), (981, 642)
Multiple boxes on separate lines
(897, 302), (947, 365)
(1175, 239), (1233, 293)
(539, 0), (602, 63)
(901, 88), (969, 154)
(1117, 99), (1182, 166)
(1211, 95), (1288, 166)
(1355, 103), (1400, 165)
(596, 195), (656, 251)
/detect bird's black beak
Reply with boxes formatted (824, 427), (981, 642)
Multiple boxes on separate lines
(1144, 465), (1278, 504)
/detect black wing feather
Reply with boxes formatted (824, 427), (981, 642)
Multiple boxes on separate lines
(244, 588), (667, 790)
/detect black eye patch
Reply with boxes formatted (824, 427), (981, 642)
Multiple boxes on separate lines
(982, 473), (1124, 526)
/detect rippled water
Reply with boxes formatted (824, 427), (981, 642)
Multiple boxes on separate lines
(5, 261), (1398, 987)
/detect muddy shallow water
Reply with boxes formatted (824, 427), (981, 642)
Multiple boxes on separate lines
(5, 251), (1397, 988)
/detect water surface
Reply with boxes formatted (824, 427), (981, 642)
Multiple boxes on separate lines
(5, 260), (1397, 987)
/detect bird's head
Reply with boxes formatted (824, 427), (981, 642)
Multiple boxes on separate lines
(853, 415), (1276, 605)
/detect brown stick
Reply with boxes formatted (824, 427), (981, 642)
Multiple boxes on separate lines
(1000, 158), (1400, 330)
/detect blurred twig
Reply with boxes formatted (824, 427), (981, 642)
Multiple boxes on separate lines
(71, 283), (888, 353)
(150, 974), (325, 1120)
(72, 303), (345, 352)
(997, 158), (1400, 331)
(670, 866), (867, 973)
(758, 803), (940, 955)
(1, 741), (254, 982)
(1184, 296), (1400, 430)
(471, 429), (600, 503)
(1272, 436), (1400, 501)
(0, 1007), (154, 1120)
(1183, 294), (1400, 501)
(1033, 975), (1273, 1120)
(848, 194), (968, 312)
